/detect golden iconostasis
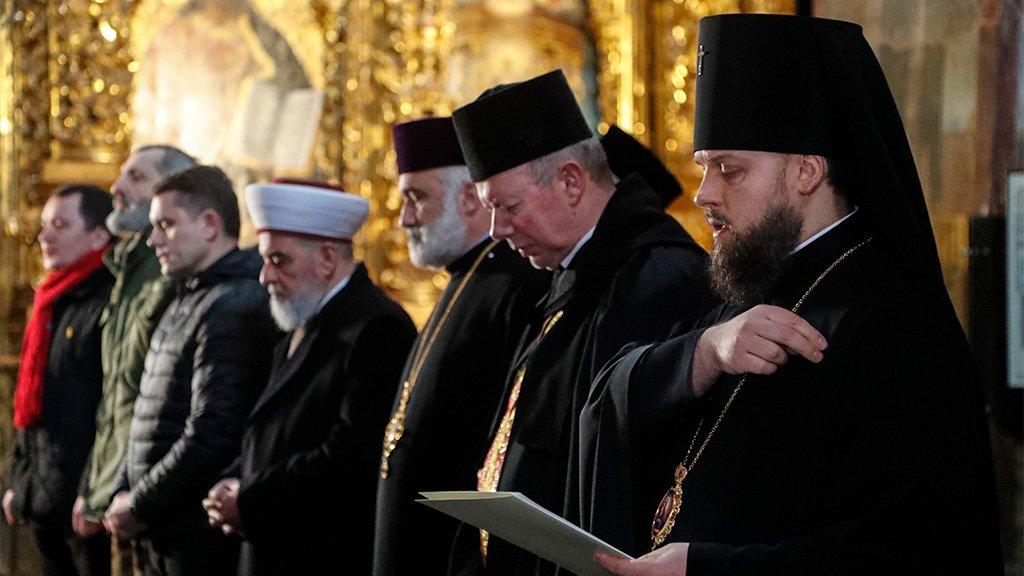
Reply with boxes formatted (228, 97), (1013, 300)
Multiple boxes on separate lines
(1, 0), (1014, 372)
(0, 0), (793, 331)
(1, 1), (1021, 573)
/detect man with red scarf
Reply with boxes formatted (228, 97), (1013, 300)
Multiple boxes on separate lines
(3, 184), (115, 576)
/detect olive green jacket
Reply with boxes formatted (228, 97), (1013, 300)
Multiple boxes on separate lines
(78, 230), (174, 520)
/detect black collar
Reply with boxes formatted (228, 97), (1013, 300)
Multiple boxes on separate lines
(768, 210), (871, 308)
(445, 238), (493, 276)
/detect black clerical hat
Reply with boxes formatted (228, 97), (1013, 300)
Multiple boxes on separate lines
(601, 125), (683, 208)
(452, 69), (593, 182)
(392, 116), (465, 174)
(693, 15), (856, 156)
(694, 13), (952, 321)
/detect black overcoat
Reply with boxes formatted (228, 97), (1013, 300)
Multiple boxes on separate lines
(580, 212), (1003, 575)
(235, 264), (416, 576)
(449, 177), (717, 576)
(374, 240), (549, 576)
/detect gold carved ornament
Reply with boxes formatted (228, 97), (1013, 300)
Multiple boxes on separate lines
(650, 237), (873, 550)
(47, 0), (135, 165)
(380, 239), (500, 479)
(477, 308), (565, 561)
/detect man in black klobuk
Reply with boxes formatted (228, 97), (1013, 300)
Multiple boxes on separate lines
(374, 117), (549, 576)
(582, 14), (1004, 576)
(202, 180), (416, 575)
(445, 69), (716, 576)
(600, 124), (684, 210)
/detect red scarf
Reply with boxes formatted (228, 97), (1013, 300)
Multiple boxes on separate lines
(14, 247), (107, 429)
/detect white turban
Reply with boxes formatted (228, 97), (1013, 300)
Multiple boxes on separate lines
(245, 181), (369, 241)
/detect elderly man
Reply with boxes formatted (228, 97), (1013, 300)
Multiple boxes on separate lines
(374, 117), (549, 576)
(202, 180), (415, 576)
(76, 146), (196, 572)
(445, 70), (716, 576)
(4, 185), (113, 576)
(583, 14), (1004, 576)
(103, 166), (277, 576)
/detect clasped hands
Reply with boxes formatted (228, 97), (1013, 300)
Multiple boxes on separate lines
(103, 491), (146, 538)
(203, 477), (243, 535)
(7, 488), (135, 539)
(79, 478), (244, 539)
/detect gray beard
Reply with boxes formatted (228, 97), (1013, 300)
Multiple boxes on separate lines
(406, 198), (467, 270)
(106, 201), (152, 238)
(708, 199), (803, 308)
(269, 288), (323, 332)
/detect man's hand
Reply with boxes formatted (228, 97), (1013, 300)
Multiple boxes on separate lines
(72, 495), (105, 537)
(202, 478), (242, 535)
(103, 491), (145, 539)
(2, 490), (19, 525)
(595, 543), (689, 576)
(692, 304), (827, 396)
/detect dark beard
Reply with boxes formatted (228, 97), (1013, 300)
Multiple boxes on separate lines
(106, 201), (151, 237)
(709, 200), (803, 308)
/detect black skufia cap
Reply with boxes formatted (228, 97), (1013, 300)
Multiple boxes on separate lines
(392, 116), (465, 175)
(694, 14), (948, 313)
(452, 69), (593, 182)
(601, 125), (683, 208)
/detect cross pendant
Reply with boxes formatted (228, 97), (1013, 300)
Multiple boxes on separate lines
(697, 45), (708, 76)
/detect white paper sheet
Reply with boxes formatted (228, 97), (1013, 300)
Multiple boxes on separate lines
(418, 491), (632, 576)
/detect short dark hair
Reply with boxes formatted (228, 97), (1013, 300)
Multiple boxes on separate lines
(154, 166), (241, 238)
(54, 184), (113, 232)
(134, 144), (197, 176)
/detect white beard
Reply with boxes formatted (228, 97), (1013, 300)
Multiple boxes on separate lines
(268, 286), (323, 332)
(406, 196), (467, 270)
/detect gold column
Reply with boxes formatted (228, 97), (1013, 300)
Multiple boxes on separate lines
(313, 0), (346, 183)
(1, 4), (51, 554)
(591, 0), (650, 142)
(2, 1), (51, 373)
(590, 0), (795, 250)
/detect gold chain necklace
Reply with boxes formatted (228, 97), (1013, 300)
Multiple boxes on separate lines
(379, 240), (501, 479)
(649, 237), (873, 550)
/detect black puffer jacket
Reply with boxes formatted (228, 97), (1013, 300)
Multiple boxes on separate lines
(124, 248), (278, 533)
(8, 266), (113, 524)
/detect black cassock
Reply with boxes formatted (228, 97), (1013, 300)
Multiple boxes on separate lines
(580, 212), (1004, 575)
(233, 264), (416, 576)
(449, 176), (717, 576)
(374, 239), (550, 576)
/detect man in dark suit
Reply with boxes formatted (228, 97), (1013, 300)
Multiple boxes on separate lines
(202, 180), (416, 576)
